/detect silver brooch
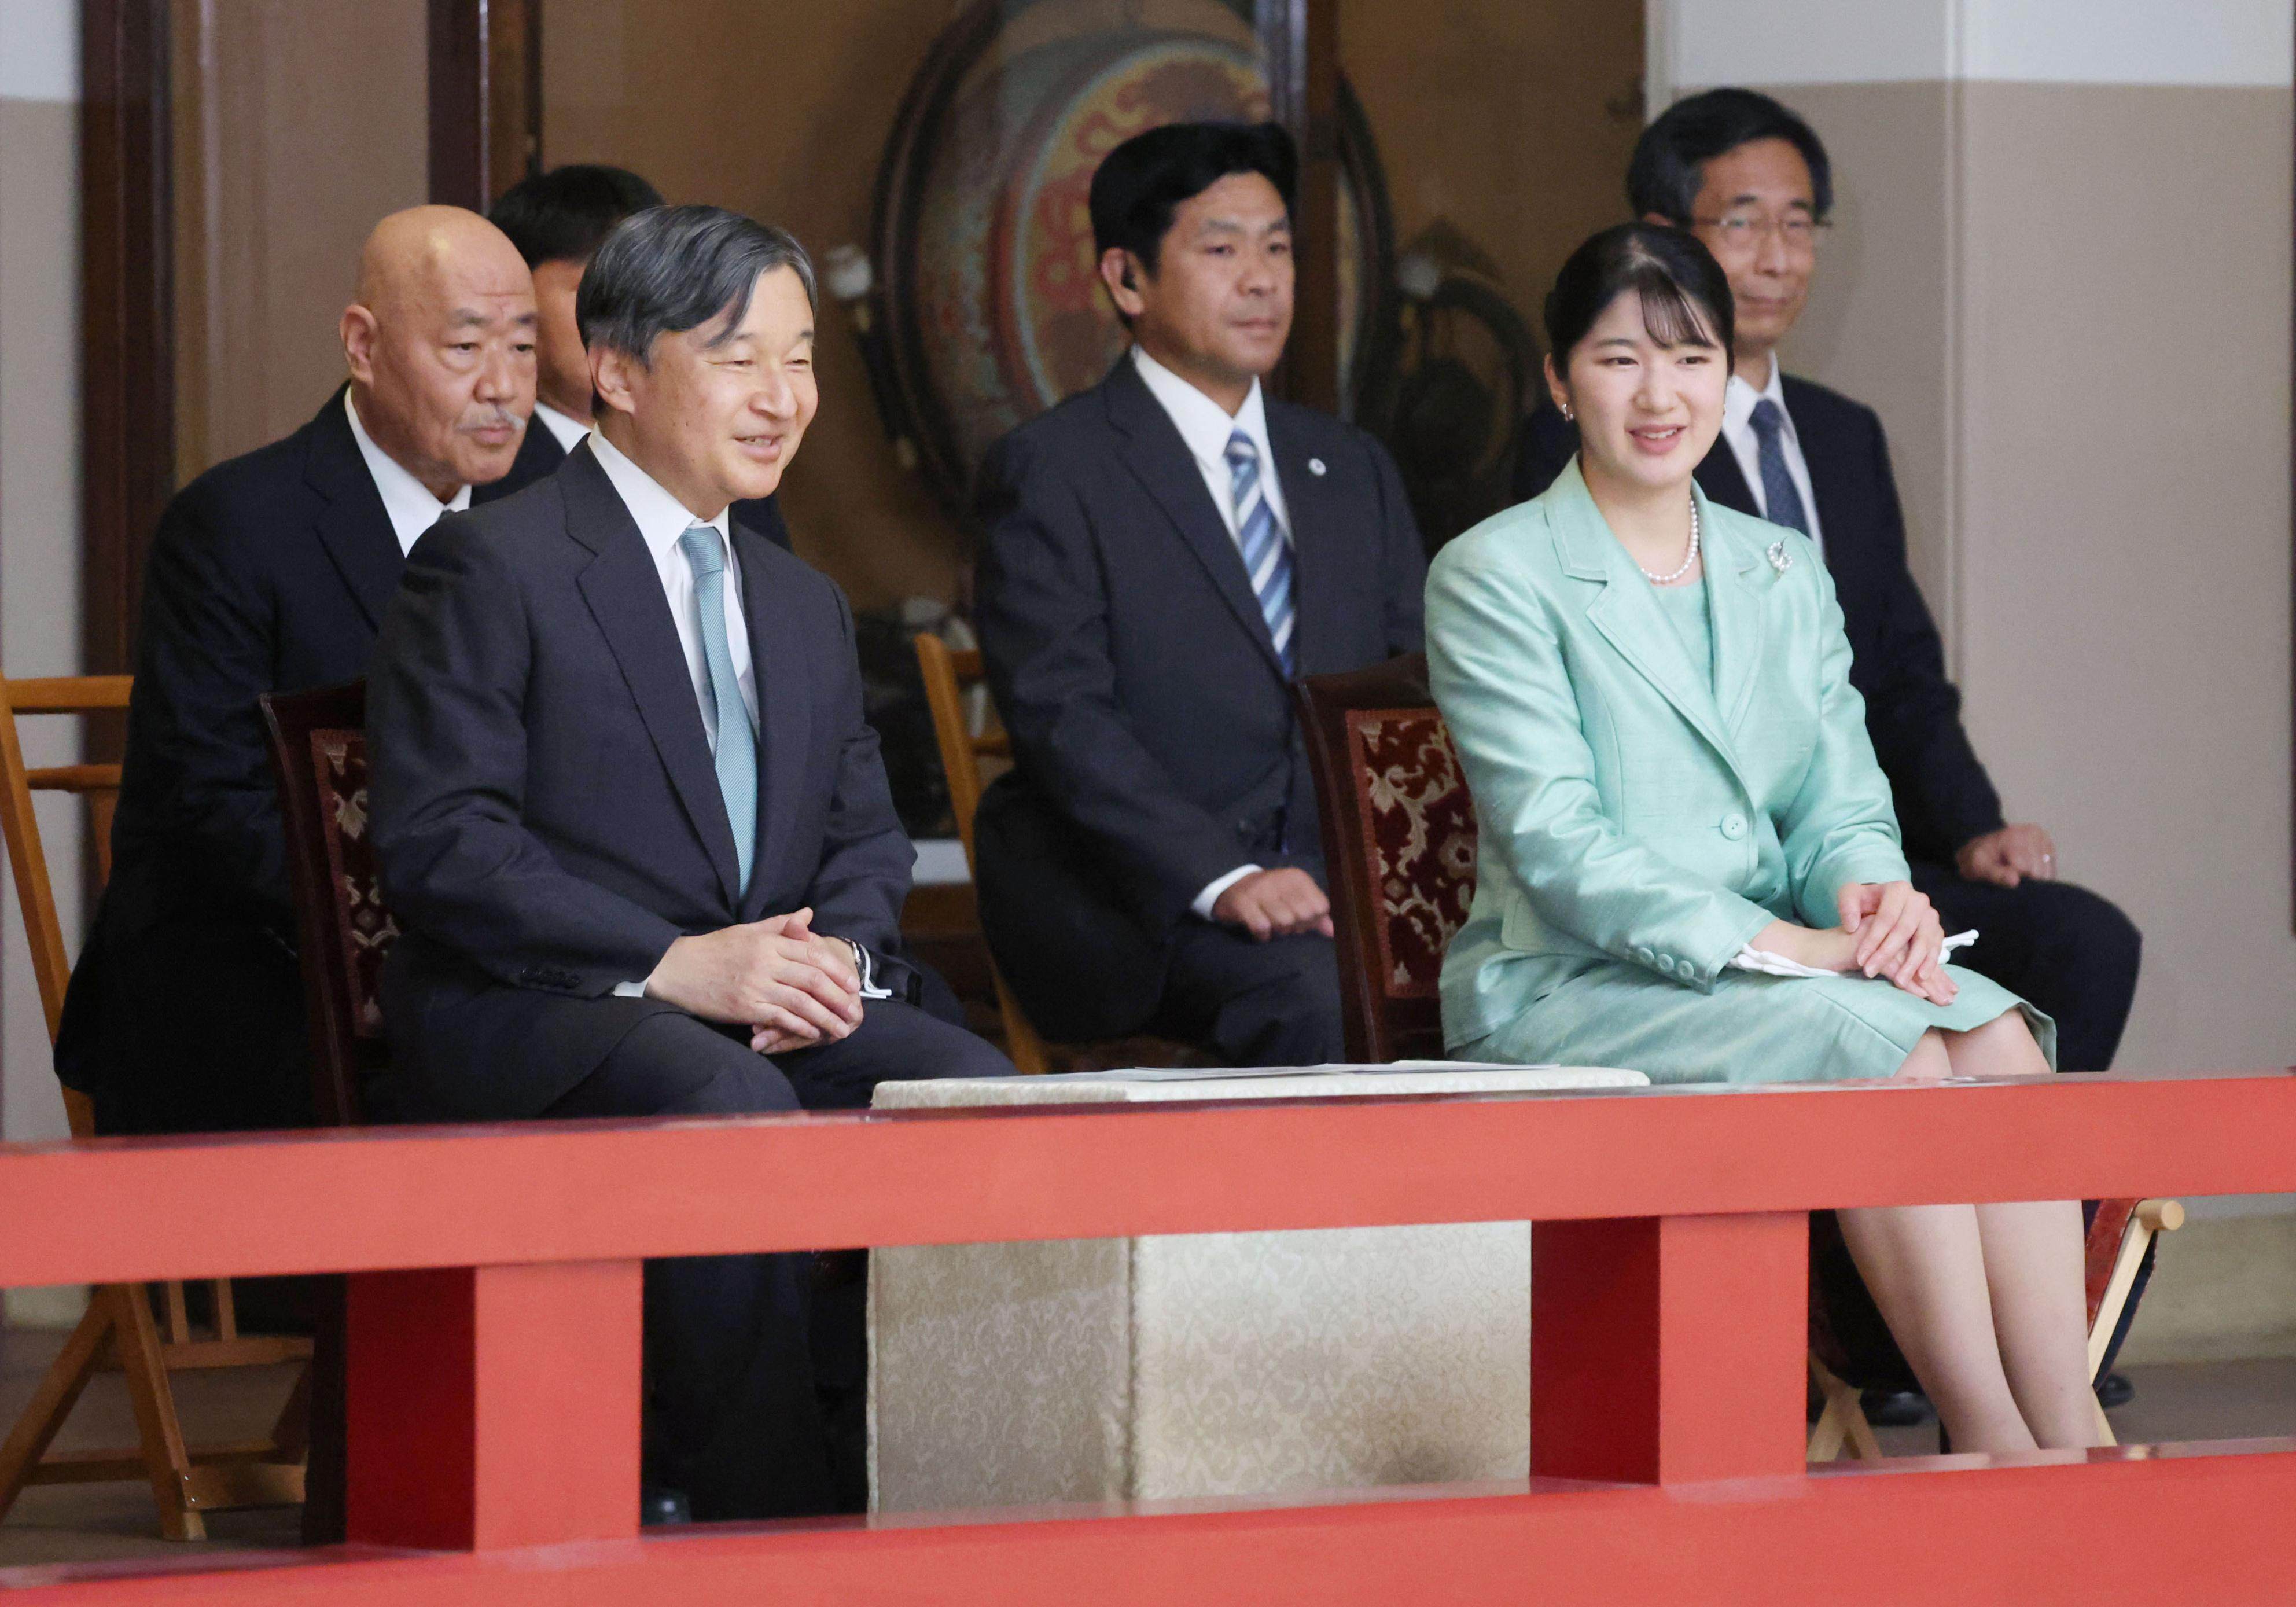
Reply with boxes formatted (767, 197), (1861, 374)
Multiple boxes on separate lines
(1767, 540), (1794, 575)
(1308, 457), (1327, 476)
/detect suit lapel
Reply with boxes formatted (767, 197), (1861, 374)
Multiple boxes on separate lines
(304, 389), (408, 631)
(735, 526), (810, 919)
(1694, 437), (1760, 519)
(1263, 403), (1341, 674)
(1550, 462), (1752, 789)
(1701, 487), (1770, 736)
(562, 445), (744, 907)
(1105, 361), (1287, 678)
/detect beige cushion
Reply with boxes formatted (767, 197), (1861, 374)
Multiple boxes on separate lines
(867, 1064), (1647, 1510)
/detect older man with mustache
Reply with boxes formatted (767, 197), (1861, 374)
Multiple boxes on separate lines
(58, 204), (548, 1139)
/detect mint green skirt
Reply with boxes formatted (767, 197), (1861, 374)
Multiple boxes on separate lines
(1454, 962), (2055, 1084)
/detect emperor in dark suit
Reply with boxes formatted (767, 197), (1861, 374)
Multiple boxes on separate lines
(973, 122), (1425, 1063)
(1513, 90), (2139, 1076)
(58, 206), (551, 1136)
(369, 207), (1007, 1519)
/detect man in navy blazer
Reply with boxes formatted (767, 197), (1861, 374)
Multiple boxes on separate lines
(57, 205), (550, 1137)
(488, 161), (793, 554)
(973, 123), (1426, 1064)
(368, 207), (1007, 1519)
(1514, 90), (2140, 1078)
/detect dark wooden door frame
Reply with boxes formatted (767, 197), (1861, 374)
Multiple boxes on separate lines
(80, 0), (174, 686)
(1256, 0), (1341, 414)
(78, 0), (540, 694)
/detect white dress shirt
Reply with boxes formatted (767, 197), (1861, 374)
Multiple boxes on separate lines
(1128, 344), (1292, 920)
(344, 391), (470, 554)
(533, 400), (590, 454)
(587, 428), (759, 743)
(1718, 362), (1823, 557)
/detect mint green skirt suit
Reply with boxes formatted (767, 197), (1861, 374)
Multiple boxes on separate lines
(1427, 460), (2052, 1082)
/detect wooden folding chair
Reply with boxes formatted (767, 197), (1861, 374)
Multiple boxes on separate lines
(913, 634), (1209, 1075)
(0, 675), (310, 1540)
(1291, 654), (2179, 1462)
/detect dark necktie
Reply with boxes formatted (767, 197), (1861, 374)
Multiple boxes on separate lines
(1749, 398), (1811, 536)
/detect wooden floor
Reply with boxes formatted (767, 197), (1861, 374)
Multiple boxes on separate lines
(2, 1318), (2291, 1568)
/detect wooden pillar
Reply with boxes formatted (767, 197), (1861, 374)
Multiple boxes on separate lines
(1257, 0), (1343, 414)
(1531, 1213), (1808, 1484)
(345, 1260), (643, 1550)
(428, 0), (544, 211)
(79, 0), (174, 685)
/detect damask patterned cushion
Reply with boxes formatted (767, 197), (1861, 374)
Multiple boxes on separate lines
(309, 731), (398, 1038)
(1345, 709), (1478, 999)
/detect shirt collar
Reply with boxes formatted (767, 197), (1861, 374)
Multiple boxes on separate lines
(1723, 359), (1791, 437)
(587, 426), (731, 565)
(344, 389), (470, 554)
(533, 400), (591, 453)
(1131, 343), (1273, 476)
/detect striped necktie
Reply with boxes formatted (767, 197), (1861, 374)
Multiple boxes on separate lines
(1223, 430), (1296, 673)
(679, 525), (757, 893)
(1749, 398), (1811, 536)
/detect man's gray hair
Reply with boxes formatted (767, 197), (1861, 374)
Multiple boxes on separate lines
(576, 203), (816, 363)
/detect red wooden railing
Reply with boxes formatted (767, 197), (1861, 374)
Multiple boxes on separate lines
(3, 1068), (2294, 1604)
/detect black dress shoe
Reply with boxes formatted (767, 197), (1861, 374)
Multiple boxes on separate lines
(1860, 1388), (1934, 1428)
(641, 1486), (693, 1527)
(2096, 1371), (2135, 1409)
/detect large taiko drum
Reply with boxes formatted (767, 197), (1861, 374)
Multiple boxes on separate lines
(866, 0), (1396, 520)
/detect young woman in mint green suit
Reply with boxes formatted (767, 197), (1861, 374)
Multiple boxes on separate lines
(1428, 224), (2099, 1454)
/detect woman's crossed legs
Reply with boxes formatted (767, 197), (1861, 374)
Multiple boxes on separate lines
(1834, 1013), (2100, 1454)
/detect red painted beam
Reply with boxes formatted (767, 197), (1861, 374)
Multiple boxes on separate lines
(0, 1072), (2288, 1288)
(6, 1443), (2291, 1606)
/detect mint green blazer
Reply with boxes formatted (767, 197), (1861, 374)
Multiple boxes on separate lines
(1426, 460), (2042, 1079)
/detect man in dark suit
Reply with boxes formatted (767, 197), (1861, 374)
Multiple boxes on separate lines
(488, 163), (792, 553)
(58, 205), (549, 1137)
(973, 123), (1426, 1065)
(1514, 89), (2140, 1077)
(368, 205), (1009, 1520)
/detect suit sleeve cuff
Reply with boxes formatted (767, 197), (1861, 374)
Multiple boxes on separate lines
(1193, 865), (1263, 921)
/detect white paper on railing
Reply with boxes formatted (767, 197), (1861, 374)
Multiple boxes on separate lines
(1731, 929), (1978, 980)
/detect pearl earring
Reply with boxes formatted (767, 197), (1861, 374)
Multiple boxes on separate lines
(1561, 402), (1574, 422)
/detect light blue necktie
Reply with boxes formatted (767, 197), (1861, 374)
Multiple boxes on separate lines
(1224, 430), (1296, 673)
(679, 525), (757, 893)
(1749, 398), (1811, 536)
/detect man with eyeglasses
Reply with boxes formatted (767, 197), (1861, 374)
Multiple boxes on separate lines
(1515, 87), (2145, 1422)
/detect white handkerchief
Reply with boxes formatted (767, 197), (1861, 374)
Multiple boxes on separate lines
(1731, 929), (1977, 980)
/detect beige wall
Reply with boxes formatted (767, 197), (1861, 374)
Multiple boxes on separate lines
(1, 17), (83, 1158)
(1952, 83), (2294, 1073)
(171, 0), (429, 477)
(544, 0), (1640, 609)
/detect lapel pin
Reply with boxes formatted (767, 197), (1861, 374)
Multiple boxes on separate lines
(1767, 540), (1793, 575)
(1307, 457), (1327, 476)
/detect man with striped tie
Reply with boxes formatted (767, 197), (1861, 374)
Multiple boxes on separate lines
(367, 206), (1010, 1523)
(973, 122), (1427, 1065)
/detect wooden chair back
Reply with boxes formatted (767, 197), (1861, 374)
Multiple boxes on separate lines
(912, 634), (1051, 1072)
(1293, 653), (1477, 1064)
(259, 680), (392, 1126)
(0, 675), (132, 1133)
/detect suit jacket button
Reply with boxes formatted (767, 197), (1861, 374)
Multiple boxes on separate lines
(1720, 812), (1749, 840)
(1633, 946), (1655, 964)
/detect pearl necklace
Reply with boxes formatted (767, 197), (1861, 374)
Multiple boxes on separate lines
(1638, 501), (1701, 586)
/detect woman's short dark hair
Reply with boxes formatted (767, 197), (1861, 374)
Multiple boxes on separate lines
(1544, 222), (1734, 368)
(1088, 120), (1297, 273)
(1627, 88), (1833, 225)
(577, 204), (816, 366)
(488, 164), (665, 270)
